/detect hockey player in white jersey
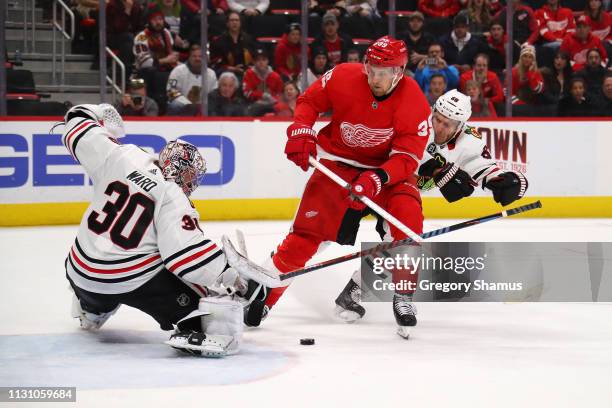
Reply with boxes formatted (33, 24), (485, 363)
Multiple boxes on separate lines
(334, 89), (528, 336)
(62, 103), (283, 357)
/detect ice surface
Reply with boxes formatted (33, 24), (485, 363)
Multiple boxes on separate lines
(1, 219), (611, 407)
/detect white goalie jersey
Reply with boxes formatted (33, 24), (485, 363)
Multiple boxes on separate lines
(416, 124), (503, 192)
(62, 113), (227, 295)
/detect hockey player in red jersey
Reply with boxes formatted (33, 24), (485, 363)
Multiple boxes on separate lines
(251, 36), (432, 337)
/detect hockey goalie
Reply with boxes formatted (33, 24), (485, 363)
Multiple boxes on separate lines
(61, 103), (283, 357)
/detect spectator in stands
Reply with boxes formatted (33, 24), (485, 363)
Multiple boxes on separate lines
(309, 1), (348, 18)
(584, 0), (611, 58)
(156, 0), (189, 54)
(576, 48), (608, 96)
(418, 0), (461, 19)
(297, 48), (331, 89)
(595, 73), (612, 115)
(346, 1), (379, 18)
(311, 12), (354, 67)
(116, 78), (160, 116)
(494, 0), (539, 48)
(228, 0), (269, 15)
(485, 20), (509, 72)
(426, 73), (448, 106)
(275, 23), (308, 81)
(557, 76), (598, 116)
(466, 79), (497, 117)
(561, 15), (608, 72)
(346, 48), (362, 63)
(402, 11), (435, 72)
(106, 0), (144, 76)
(274, 81), (301, 117)
(208, 72), (248, 116)
(510, 44), (545, 105)
(210, 11), (256, 77)
(535, 0), (575, 55)
(312, 47), (332, 74)
(343, 1), (381, 40)
(134, 4), (180, 109)
(244, 48), (284, 116)
(440, 14), (488, 73)
(179, 0), (228, 44)
(166, 44), (218, 116)
(156, 0), (181, 37)
(457, 0), (493, 38)
(414, 42), (460, 93)
(73, 0), (99, 54)
(540, 50), (572, 103)
(459, 53), (504, 103)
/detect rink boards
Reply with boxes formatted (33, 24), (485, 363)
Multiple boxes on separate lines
(0, 118), (611, 225)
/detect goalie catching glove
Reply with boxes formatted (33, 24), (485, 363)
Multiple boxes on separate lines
(484, 172), (528, 206)
(64, 103), (125, 139)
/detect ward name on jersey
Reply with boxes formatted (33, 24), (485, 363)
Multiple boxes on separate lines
(416, 124), (502, 191)
(62, 113), (225, 295)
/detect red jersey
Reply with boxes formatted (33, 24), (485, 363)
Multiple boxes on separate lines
(510, 67), (544, 105)
(459, 70), (504, 104)
(418, 0), (460, 18)
(294, 63), (432, 184)
(535, 5), (575, 42)
(242, 67), (283, 102)
(587, 11), (611, 43)
(560, 32), (608, 71)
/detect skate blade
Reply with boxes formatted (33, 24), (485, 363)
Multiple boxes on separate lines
(334, 305), (361, 324)
(397, 326), (411, 339)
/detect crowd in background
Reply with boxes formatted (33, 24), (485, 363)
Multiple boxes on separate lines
(36, 0), (612, 116)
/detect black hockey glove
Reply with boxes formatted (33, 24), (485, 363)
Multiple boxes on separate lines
(484, 172), (528, 206)
(418, 157), (446, 178)
(434, 163), (476, 203)
(242, 279), (270, 327)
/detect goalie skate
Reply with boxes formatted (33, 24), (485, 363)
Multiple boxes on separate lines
(165, 330), (236, 358)
(334, 278), (366, 323)
(393, 293), (417, 339)
(71, 293), (119, 330)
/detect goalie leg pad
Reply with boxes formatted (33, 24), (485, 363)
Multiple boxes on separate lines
(199, 296), (244, 355)
(165, 297), (243, 357)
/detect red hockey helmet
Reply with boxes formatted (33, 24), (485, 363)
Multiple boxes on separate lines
(365, 36), (408, 68)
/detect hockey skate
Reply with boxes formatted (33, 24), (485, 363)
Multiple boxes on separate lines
(165, 330), (236, 358)
(334, 277), (366, 323)
(71, 293), (119, 330)
(393, 293), (417, 339)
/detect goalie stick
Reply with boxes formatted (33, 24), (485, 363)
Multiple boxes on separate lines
(279, 200), (542, 281)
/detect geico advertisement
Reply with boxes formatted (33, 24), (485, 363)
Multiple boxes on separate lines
(0, 120), (610, 204)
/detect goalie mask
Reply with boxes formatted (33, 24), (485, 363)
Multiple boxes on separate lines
(159, 140), (207, 196)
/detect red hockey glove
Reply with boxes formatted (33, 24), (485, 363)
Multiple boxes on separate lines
(285, 123), (317, 171)
(347, 170), (388, 211)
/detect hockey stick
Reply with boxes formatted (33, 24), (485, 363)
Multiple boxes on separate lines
(279, 200), (542, 281)
(308, 157), (423, 243)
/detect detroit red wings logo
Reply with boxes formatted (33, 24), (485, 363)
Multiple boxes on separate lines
(340, 122), (394, 148)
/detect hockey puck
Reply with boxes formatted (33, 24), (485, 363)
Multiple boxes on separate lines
(300, 338), (315, 345)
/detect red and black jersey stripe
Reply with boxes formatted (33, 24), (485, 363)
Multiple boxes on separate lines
(164, 239), (225, 278)
(63, 119), (99, 162)
(66, 256), (164, 283)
